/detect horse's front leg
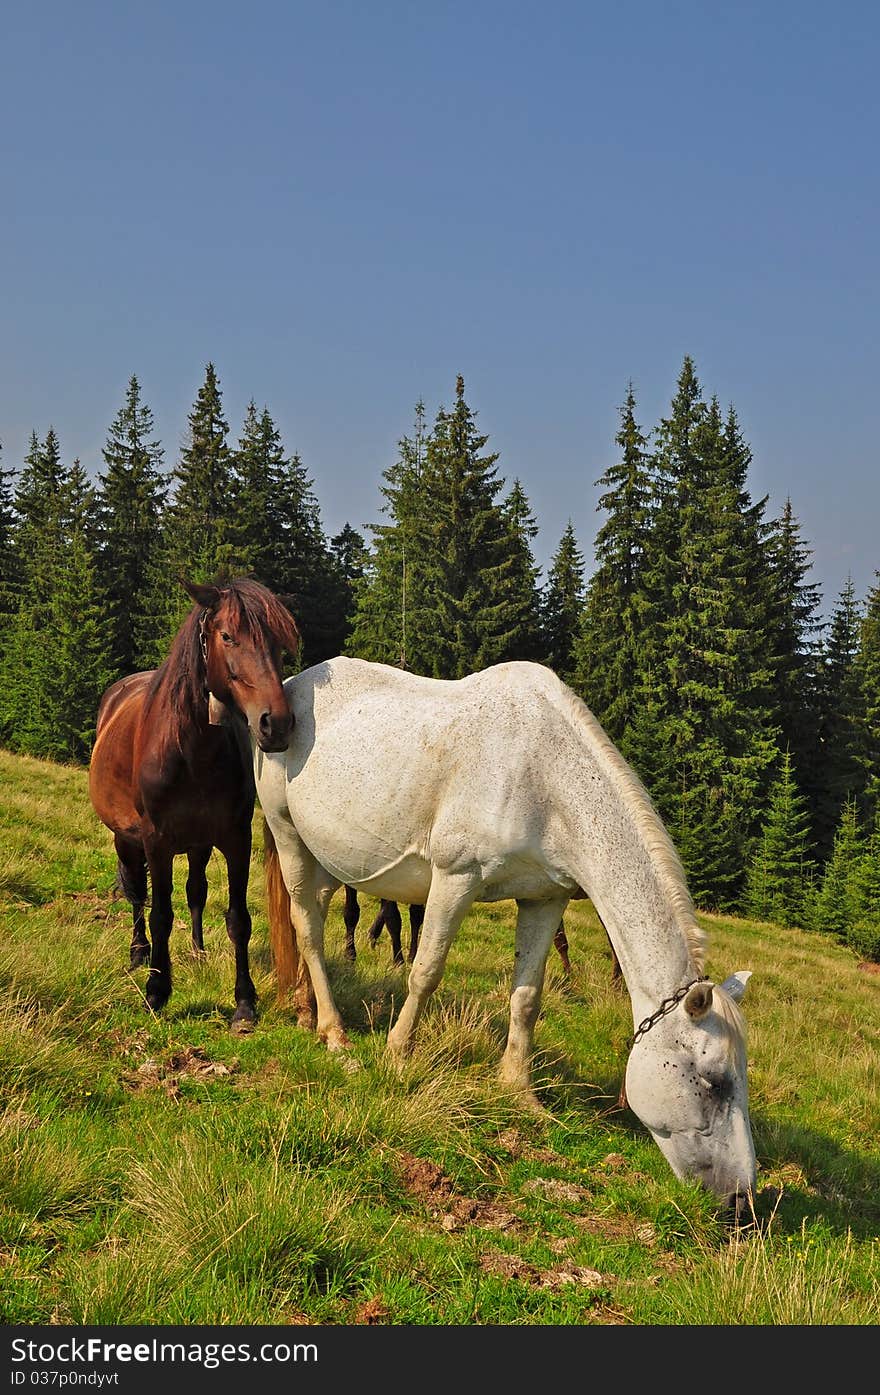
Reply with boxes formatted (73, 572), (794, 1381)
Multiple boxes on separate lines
(498, 896), (570, 1104)
(222, 829), (257, 1032)
(387, 870), (479, 1061)
(186, 845), (211, 956)
(144, 842), (175, 1012)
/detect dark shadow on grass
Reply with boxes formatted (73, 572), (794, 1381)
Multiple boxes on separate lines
(0, 875), (53, 905)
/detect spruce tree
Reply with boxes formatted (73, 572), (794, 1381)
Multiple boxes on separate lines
(347, 403), (432, 669)
(0, 445), (113, 759)
(811, 795), (864, 939)
(572, 382), (654, 737)
(13, 429), (66, 597)
(0, 440), (17, 619)
(814, 577), (866, 858)
(96, 375), (167, 675)
(45, 522), (114, 761)
(744, 749), (816, 928)
(323, 523), (369, 656)
(541, 520), (585, 682)
(855, 571), (880, 816)
(498, 479), (543, 662)
(622, 365), (778, 908)
(765, 498), (825, 834)
(416, 377), (519, 678)
(166, 363), (236, 586)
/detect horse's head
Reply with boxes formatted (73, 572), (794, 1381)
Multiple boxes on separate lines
(182, 578), (298, 753)
(623, 972), (756, 1217)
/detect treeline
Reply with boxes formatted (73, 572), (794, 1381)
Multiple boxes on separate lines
(1, 357), (879, 955)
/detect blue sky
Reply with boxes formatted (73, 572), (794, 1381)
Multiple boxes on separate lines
(2, 1), (877, 618)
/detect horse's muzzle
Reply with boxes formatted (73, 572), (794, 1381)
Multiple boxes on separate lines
(256, 711), (292, 752)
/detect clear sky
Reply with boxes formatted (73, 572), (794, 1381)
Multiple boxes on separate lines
(2, 0), (877, 619)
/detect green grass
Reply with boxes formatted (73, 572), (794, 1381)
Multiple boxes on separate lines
(1, 746), (879, 1325)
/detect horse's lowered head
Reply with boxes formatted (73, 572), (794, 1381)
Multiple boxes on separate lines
(181, 578), (298, 753)
(623, 971), (756, 1216)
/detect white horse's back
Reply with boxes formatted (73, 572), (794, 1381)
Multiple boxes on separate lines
(257, 656), (585, 902)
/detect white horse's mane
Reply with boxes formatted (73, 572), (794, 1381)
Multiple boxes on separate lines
(559, 683), (748, 1054)
(559, 682), (707, 971)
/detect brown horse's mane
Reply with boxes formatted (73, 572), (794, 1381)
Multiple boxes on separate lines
(145, 578), (300, 753)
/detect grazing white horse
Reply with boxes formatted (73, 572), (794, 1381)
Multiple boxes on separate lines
(254, 656), (757, 1212)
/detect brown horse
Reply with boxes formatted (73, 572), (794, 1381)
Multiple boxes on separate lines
(88, 577), (299, 1027)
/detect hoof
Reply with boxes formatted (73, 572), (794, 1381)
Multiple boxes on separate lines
(129, 948), (151, 970)
(144, 976), (170, 1014)
(321, 1026), (353, 1052)
(231, 1005), (256, 1035)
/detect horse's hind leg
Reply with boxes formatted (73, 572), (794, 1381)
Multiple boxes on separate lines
(553, 920), (572, 981)
(342, 885), (360, 962)
(144, 844), (174, 1012)
(114, 835), (149, 969)
(386, 871), (478, 1061)
(222, 830), (257, 1032)
(384, 901), (404, 966)
(367, 901), (387, 947)
(499, 896), (570, 1103)
(408, 904), (424, 964)
(186, 846), (211, 956)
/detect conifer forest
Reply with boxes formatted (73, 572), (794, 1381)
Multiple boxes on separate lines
(2, 355), (879, 959)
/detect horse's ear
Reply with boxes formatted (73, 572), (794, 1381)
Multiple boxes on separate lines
(180, 578), (220, 609)
(683, 981), (714, 1020)
(719, 971), (751, 1003)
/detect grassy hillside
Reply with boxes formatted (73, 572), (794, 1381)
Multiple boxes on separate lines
(1, 747), (878, 1325)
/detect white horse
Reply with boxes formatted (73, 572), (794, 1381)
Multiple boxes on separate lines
(254, 656), (757, 1213)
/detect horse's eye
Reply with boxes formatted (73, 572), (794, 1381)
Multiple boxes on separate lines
(221, 632), (233, 644)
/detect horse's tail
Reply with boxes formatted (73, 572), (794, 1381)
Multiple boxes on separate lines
(263, 816), (300, 1004)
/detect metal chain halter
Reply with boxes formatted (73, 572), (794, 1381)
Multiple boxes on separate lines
(630, 976), (711, 1047)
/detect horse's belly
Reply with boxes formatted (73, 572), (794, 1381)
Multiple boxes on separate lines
(320, 851), (433, 904)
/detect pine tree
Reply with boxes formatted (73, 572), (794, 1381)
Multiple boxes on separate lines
(166, 364), (236, 586)
(847, 803), (880, 962)
(323, 523), (369, 656)
(855, 571), (880, 817)
(814, 577), (866, 858)
(810, 795), (864, 938)
(0, 445), (113, 759)
(0, 440), (17, 619)
(416, 377), (520, 678)
(44, 525), (114, 761)
(347, 402), (433, 669)
(621, 364), (778, 908)
(498, 479), (543, 662)
(541, 521), (585, 682)
(765, 498), (825, 834)
(96, 375), (167, 675)
(572, 382), (654, 737)
(744, 749), (816, 927)
(13, 429), (66, 597)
